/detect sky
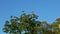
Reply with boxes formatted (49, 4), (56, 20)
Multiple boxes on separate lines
(0, 0), (60, 34)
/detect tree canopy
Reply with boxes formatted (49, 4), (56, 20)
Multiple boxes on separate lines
(3, 11), (60, 34)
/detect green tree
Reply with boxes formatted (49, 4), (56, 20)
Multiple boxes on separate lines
(51, 18), (60, 34)
(3, 11), (41, 34)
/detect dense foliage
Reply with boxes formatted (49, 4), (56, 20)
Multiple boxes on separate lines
(3, 11), (60, 34)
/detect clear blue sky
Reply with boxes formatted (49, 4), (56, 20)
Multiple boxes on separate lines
(0, 0), (60, 34)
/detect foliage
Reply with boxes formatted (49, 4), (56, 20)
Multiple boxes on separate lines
(3, 11), (60, 34)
